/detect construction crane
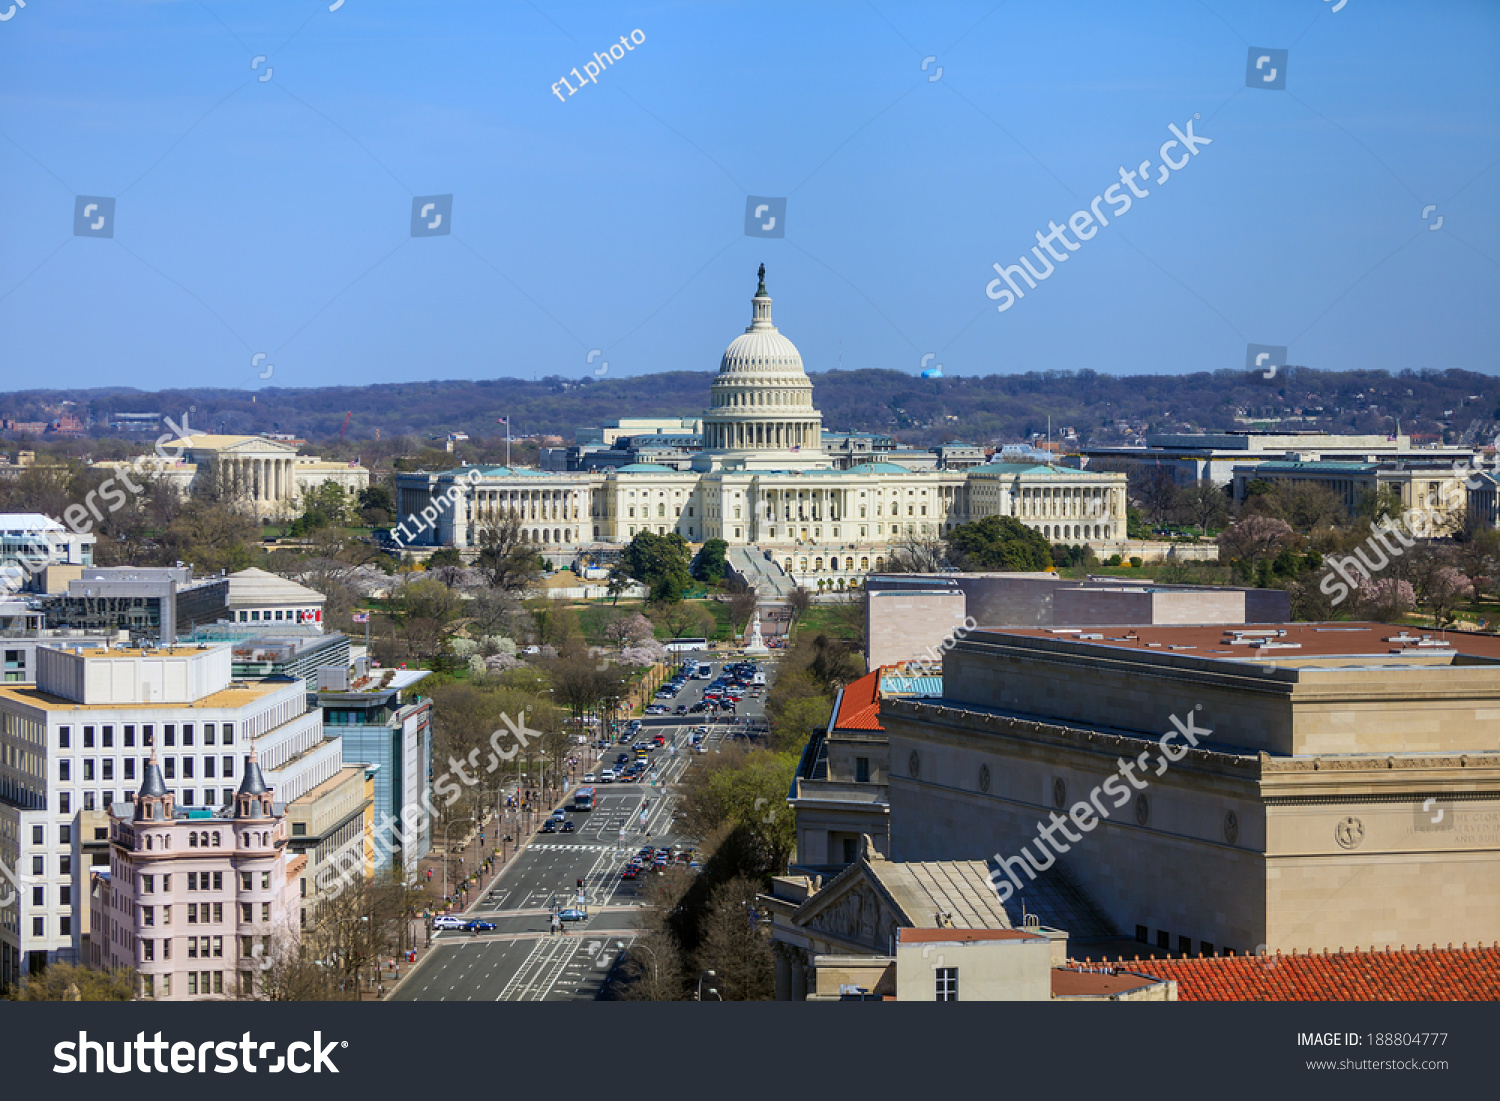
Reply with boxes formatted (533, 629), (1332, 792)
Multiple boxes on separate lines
(339, 411), (352, 438)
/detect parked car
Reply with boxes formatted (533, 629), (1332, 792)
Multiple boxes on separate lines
(432, 915), (466, 930)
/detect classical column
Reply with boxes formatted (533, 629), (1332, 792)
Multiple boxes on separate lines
(774, 945), (791, 1001)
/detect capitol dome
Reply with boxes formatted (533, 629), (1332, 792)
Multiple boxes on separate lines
(701, 266), (823, 459)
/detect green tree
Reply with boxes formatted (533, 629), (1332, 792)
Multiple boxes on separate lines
(946, 515), (1053, 571)
(617, 531), (692, 603)
(5, 961), (136, 1001)
(427, 548), (464, 568)
(694, 537), (729, 583)
(289, 481), (353, 535)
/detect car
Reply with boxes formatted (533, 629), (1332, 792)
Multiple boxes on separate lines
(620, 867), (639, 880)
(652, 734), (666, 746)
(557, 908), (587, 922)
(561, 820), (576, 832)
(465, 920), (496, 932)
(599, 770), (616, 783)
(645, 705), (668, 715)
(551, 808), (567, 821)
(432, 915), (466, 930)
(616, 753), (630, 763)
(540, 820), (557, 833)
(582, 772), (596, 783)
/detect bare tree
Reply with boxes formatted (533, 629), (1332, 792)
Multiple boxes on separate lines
(693, 876), (775, 1000)
(1174, 480), (1230, 535)
(475, 510), (542, 593)
(725, 578), (759, 639)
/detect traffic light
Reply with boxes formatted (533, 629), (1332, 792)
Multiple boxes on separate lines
(577, 878), (584, 888)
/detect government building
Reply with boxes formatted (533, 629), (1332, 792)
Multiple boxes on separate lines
(394, 269), (1129, 586)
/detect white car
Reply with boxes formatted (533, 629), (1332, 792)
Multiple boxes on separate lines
(432, 915), (466, 930)
(583, 773), (596, 783)
(600, 769), (617, 782)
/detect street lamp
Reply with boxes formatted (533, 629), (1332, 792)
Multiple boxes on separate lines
(696, 969), (718, 1001)
(617, 939), (658, 986)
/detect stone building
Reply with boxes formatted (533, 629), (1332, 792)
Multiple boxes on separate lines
(392, 269), (1128, 582)
(92, 435), (369, 520)
(91, 748), (303, 999)
(881, 622), (1500, 958)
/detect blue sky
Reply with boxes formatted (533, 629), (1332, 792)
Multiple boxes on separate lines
(1, 0), (1496, 391)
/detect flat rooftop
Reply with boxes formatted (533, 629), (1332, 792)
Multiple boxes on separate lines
(988, 622), (1500, 665)
(0, 679), (286, 712)
(900, 928), (1045, 944)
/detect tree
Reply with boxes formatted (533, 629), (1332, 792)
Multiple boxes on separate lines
(694, 876), (775, 1000)
(1217, 515), (1297, 580)
(159, 499), (262, 574)
(654, 599), (715, 641)
(1246, 480), (1349, 532)
(606, 611), (654, 646)
(474, 511), (543, 593)
(946, 515), (1053, 571)
(1355, 577), (1416, 621)
(358, 484), (395, 513)
(5, 961), (136, 1001)
(427, 548), (464, 568)
(693, 538), (729, 583)
(725, 579), (759, 639)
(1425, 567), (1474, 626)
(677, 745), (800, 874)
(288, 481), (353, 535)
(787, 586), (812, 622)
(617, 532), (692, 603)
(883, 531), (949, 573)
(1174, 480), (1230, 534)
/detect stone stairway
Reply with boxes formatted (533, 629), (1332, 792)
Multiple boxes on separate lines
(727, 545), (795, 600)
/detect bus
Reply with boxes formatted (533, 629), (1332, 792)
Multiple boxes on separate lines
(572, 786), (596, 812)
(664, 638), (708, 654)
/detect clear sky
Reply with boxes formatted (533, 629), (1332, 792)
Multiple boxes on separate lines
(1, 0), (1496, 392)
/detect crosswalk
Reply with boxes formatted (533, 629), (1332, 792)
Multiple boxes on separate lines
(525, 843), (643, 853)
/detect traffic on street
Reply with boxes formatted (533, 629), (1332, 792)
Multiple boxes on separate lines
(391, 653), (770, 1002)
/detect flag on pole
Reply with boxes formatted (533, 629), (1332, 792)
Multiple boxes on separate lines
(353, 611), (370, 624)
(497, 417), (508, 425)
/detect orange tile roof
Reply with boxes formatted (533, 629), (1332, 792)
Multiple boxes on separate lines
(832, 668), (883, 731)
(1073, 944), (1500, 1001)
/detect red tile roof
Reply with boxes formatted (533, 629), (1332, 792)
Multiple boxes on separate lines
(1051, 969), (1166, 997)
(1072, 944), (1500, 1001)
(832, 668), (883, 732)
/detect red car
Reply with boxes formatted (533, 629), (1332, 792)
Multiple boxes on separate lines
(620, 867), (639, 880)
(652, 734), (666, 747)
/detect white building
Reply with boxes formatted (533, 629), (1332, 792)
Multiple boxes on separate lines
(92, 435), (369, 520)
(0, 642), (337, 986)
(393, 269), (1128, 582)
(0, 514), (95, 593)
(225, 568), (326, 630)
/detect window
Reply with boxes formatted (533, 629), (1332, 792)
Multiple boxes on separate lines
(124, 758), (135, 781)
(182, 757), (194, 779)
(83, 792), (95, 811)
(164, 725), (175, 747)
(102, 725), (113, 748)
(188, 903), (198, 924)
(59, 916), (71, 937)
(222, 725), (233, 745)
(58, 727), (70, 748)
(123, 725), (135, 747)
(212, 903), (222, 923)
(164, 758), (175, 779)
(143, 725), (154, 746)
(261, 902), (271, 922)
(31, 885), (43, 907)
(83, 726), (94, 748)
(222, 757), (233, 778)
(102, 759), (113, 781)
(213, 872), (223, 890)
(201, 724), (212, 746)
(58, 760), (69, 782)
(143, 874), (154, 894)
(1157, 930), (1170, 951)
(83, 759), (94, 781)
(31, 824), (44, 845)
(143, 939), (154, 962)
(142, 906), (154, 927)
(59, 856), (70, 876)
(241, 904), (253, 923)
(241, 872), (252, 891)
(855, 757), (870, 783)
(59, 885), (70, 907)
(32, 917), (43, 937)
(935, 967), (958, 1001)
(59, 792), (69, 814)
(1200, 942), (1214, 957)
(204, 757), (215, 779)
(1178, 935), (1192, 957)
(183, 725), (194, 747)
(842, 838), (858, 864)
(260, 872), (269, 890)
(59, 825), (70, 845)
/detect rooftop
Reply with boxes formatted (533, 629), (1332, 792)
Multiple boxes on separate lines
(899, 928), (1043, 944)
(989, 622), (1500, 665)
(1120, 943), (1500, 1001)
(1050, 969), (1170, 998)
(0, 678), (285, 712)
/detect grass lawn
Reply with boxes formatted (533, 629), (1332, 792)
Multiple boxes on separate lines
(791, 604), (861, 641)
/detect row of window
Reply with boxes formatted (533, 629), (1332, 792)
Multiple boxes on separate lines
(140, 971), (226, 997)
(234, 608), (320, 623)
(59, 723), (235, 749)
(52, 787), (239, 815)
(59, 755), (237, 782)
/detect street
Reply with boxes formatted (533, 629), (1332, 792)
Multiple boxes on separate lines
(391, 654), (769, 1002)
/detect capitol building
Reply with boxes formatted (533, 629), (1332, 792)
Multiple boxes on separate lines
(395, 269), (1127, 587)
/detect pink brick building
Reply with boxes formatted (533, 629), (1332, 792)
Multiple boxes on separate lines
(91, 747), (303, 999)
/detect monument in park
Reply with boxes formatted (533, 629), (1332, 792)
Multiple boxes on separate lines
(744, 609), (770, 655)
